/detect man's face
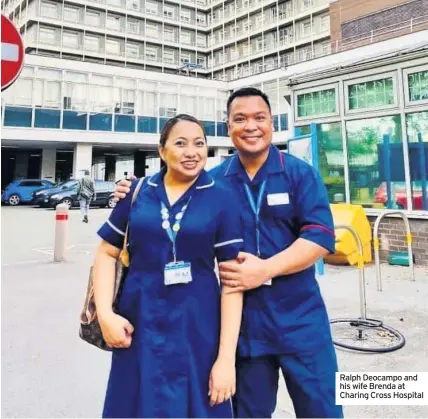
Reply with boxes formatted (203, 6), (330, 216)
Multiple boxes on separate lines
(227, 95), (273, 157)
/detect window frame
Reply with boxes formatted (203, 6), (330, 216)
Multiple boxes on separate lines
(294, 82), (340, 122)
(344, 71), (398, 115)
(403, 64), (428, 107)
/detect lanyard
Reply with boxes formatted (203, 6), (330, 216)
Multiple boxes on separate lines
(160, 197), (191, 263)
(243, 181), (266, 257)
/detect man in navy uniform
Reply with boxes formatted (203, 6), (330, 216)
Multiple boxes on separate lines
(114, 87), (342, 418)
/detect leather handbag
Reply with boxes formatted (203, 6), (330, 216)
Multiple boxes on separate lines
(79, 177), (145, 351)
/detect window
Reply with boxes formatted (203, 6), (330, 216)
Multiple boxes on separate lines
(85, 35), (100, 51)
(181, 31), (191, 45)
(19, 181), (44, 187)
(256, 38), (265, 52)
(127, 19), (139, 34)
(243, 20), (251, 32)
(408, 70), (428, 102)
(63, 31), (79, 48)
(164, 50), (175, 64)
(120, 89), (135, 114)
(297, 88), (336, 117)
(406, 111), (428, 210)
(230, 47), (238, 59)
(348, 77), (395, 110)
(321, 15), (329, 31)
(106, 15), (121, 31)
(181, 10), (191, 23)
(196, 14), (206, 26)
(106, 39), (120, 55)
(302, 21), (312, 36)
(164, 27), (175, 41)
(164, 6), (174, 19)
(41, 1), (57, 18)
(126, 43), (139, 58)
(321, 42), (330, 55)
(303, 0), (313, 9)
(86, 11), (101, 26)
(146, 1), (158, 15)
(127, 0), (140, 10)
(346, 116), (403, 208)
(197, 56), (205, 67)
(181, 53), (191, 64)
(243, 41), (250, 56)
(64, 6), (79, 22)
(146, 22), (158, 37)
(256, 14), (264, 25)
(145, 47), (157, 60)
(39, 27), (56, 44)
(197, 34), (205, 47)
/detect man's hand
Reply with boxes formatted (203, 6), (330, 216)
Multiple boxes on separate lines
(113, 177), (134, 202)
(219, 252), (272, 292)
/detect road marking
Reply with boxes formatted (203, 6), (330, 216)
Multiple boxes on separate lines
(2, 259), (51, 267)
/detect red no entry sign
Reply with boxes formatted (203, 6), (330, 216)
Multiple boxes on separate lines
(1, 14), (24, 91)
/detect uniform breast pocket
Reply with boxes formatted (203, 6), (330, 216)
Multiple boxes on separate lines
(264, 200), (299, 244)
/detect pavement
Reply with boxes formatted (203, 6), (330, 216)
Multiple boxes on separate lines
(1, 206), (428, 418)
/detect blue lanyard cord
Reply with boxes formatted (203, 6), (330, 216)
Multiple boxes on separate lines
(243, 181), (266, 257)
(161, 197), (192, 263)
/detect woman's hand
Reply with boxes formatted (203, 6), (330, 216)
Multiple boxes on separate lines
(208, 357), (236, 407)
(98, 312), (134, 348)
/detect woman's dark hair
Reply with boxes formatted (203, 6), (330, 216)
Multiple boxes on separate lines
(159, 114), (207, 147)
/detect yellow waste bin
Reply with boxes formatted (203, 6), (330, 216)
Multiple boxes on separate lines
(326, 204), (372, 266)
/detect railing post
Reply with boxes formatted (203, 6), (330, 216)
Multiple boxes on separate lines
(370, 29), (374, 43)
(410, 17), (413, 32)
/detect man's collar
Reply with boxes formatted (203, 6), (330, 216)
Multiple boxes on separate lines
(147, 166), (215, 189)
(224, 145), (285, 178)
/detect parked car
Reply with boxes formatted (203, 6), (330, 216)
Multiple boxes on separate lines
(374, 181), (428, 210)
(32, 179), (78, 207)
(2, 179), (55, 206)
(47, 180), (117, 209)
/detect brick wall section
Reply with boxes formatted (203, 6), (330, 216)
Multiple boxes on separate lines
(342, 0), (428, 39)
(329, 0), (424, 42)
(367, 216), (428, 266)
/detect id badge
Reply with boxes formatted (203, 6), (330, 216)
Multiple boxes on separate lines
(263, 279), (272, 286)
(164, 261), (192, 286)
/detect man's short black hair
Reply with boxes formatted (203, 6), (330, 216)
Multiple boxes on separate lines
(227, 87), (272, 117)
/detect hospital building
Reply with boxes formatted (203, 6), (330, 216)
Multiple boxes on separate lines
(1, 0), (428, 263)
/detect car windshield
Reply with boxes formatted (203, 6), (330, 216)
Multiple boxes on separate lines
(55, 180), (76, 189)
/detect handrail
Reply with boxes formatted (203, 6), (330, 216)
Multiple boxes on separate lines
(335, 224), (367, 320)
(373, 211), (415, 292)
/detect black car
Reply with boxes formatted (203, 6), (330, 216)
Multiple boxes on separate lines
(32, 179), (78, 207)
(47, 180), (117, 209)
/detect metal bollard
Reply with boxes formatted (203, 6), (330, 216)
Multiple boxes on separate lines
(54, 203), (69, 262)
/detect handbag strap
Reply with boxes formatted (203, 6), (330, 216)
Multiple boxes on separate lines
(122, 177), (146, 253)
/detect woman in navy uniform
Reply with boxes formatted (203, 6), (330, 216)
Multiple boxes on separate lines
(93, 114), (244, 418)
(113, 89), (343, 418)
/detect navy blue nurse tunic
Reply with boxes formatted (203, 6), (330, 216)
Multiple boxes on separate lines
(210, 145), (343, 418)
(97, 168), (244, 418)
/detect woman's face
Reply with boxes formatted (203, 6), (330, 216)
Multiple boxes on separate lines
(159, 120), (208, 182)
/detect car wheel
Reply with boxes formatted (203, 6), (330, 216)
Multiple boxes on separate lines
(8, 194), (20, 206)
(59, 198), (73, 208)
(107, 197), (116, 209)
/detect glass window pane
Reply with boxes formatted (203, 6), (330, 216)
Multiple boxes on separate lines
(348, 77), (395, 110)
(408, 70), (428, 102)
(346, 116), (404, 209)
(406, 111), (428, 210)
(297, 88), (336, 117)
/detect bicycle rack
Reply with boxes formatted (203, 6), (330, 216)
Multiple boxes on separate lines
(329, 224), (405, 353)
(373, 211), (415, 292)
